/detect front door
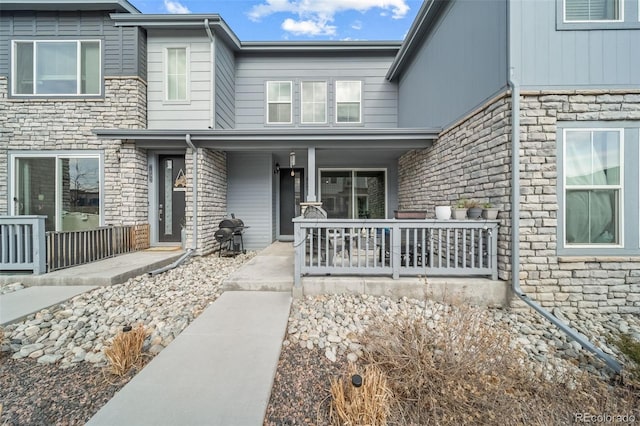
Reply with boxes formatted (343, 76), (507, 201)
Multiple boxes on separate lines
(158, 155), (186, 243)
(279, 168), (304, 236)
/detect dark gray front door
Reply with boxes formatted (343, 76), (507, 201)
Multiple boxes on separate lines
(158, 155), (186, 243)
(279, 168), (304, 236)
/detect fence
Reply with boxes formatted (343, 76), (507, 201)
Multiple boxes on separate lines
(46, 224), (150, 272)
(0, 216), (47, 274)
(293, 218), (499, 285)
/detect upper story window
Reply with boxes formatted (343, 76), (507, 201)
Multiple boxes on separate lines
(166, 47), (188, 102)
(12, 40), (101, 96)
(301, 81), (327, 124)
(336, 81), (362, 124)
(564, 0), (622, 22)
(267, 81), (292, 124)
(563, 129), (622, 247)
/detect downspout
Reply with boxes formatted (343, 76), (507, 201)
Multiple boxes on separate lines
(149, 133), (199, 276)
(508, 72), (621, 374)
(204, 19), (216, 130)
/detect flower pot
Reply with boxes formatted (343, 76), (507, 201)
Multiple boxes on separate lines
(435, 206), (451, 220)
(452, 208), (467, 220)
(482, 208), (499, 220)
(467, 207), (483, 219)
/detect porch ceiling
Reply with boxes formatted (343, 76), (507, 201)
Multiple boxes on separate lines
(92, 128), (440, 151)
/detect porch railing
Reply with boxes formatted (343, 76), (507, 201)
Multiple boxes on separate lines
(293, 218), (499, 285)
(46, 224), (150, 272)
(0, 216), (47, 274)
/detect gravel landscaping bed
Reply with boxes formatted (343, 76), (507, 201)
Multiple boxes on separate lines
(0, 252), (253, 425)
(2, 252), (639, 425)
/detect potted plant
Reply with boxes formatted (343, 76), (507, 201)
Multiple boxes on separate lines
(452, 198), (467, 220)
(465, 199), (483, 219)
(482, 202), (499, 219)
(435, 205), (451, 220)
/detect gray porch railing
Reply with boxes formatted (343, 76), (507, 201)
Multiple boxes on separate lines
(0, 216), (47, 274)
(293, 218), (499, 285)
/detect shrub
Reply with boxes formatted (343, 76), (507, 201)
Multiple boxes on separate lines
(359, 306), (639, 425)
(612, 333), (640, 383)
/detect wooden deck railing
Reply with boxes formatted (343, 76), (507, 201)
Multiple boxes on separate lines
(293, 218), (499, 285)
(46, 224), (150, 272)
(0, 216), (47, 274)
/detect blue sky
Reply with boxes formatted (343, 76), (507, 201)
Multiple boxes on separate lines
(131, 0), (423, 41)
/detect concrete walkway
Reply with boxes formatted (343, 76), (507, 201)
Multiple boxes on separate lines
(0, 285), (97, 325)
(88, 291), (292, 426)
(223, 241), (293, 291)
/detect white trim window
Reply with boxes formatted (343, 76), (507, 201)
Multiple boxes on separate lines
(335, 81), (362, 124)
(563, 129), (623, 246)
(11, 153), (103, 232)
(165, 47), (189, 102)
(319, 169), (386, 219)
(301, 81), (327, 124)
(564, 0), (622, 22)
(12, 40), (101, 96)
(266, 81), (292, 124)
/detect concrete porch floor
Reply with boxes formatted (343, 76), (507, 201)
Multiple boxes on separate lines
(224, 242), (509, 307)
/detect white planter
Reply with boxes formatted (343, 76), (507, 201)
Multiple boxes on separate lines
(452, 208), (467, 220)
(435, 206), (452, 220)
(482, 208), (499, 220)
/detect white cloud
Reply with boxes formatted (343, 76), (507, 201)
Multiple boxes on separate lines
(164, 0), (190, 14)
(248, 0), (409, 37)
(282, 18), (336, 36)
(351, 20), (362, 30)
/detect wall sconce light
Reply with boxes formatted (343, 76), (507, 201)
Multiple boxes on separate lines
(274, 163), (280, 174)
(289, 151), (296, 176)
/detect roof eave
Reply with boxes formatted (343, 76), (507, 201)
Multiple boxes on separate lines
(386, 0), (449, 81)
(0, 0), (140, 13)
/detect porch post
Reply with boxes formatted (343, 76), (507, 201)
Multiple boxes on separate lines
(306, 147), (316, 202)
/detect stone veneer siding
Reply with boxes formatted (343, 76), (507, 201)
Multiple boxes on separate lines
(185, 148), (227, 255)
(399, 89), (640, 314)
(398, 94), (513, 281)
(0, 76), (148, 225)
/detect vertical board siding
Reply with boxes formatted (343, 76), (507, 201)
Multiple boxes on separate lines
(398, 0), (508, 129)
(0, 11), (143, 78)
(515, 0), (640, 88)
(227, 152), (273, 250)
(146, 30), (212, 129)
(234, 54), (398, 128)
(215, 38), (236, 129)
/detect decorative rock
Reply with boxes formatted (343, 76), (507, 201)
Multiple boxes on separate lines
(24, 325), (40, 338)
(37, 354), (63, 364)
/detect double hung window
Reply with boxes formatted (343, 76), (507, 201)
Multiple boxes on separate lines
(335, 81), (362, 124)
(267, 81), (292, 124)
(13, 40), (101, 96)
(301, 81), (327, 124)
(166, 47), (188, 101)
(564, 0), (622, 22)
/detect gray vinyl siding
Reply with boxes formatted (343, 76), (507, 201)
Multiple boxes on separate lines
(512, 0), (640, 88)
(146, 29), (212, 130)
(227, 152), (273, 250)
(215, 38), (236, 130)
(0, 11), (143, 78)
(397, 0), (507, 129)
(234, 54), (398, 128)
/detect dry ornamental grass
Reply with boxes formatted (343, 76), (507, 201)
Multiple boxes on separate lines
(351, 305), (640, 425)
(104, 324), (148, 377)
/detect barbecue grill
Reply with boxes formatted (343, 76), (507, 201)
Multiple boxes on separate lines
(214, 216), (248, 257)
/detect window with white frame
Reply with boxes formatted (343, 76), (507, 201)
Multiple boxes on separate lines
(319, 170), (386, 219)
(266, 81), (292, 124)
(12, 153), (102, 232)
(301, 81), (327, 124)
(336, 81), (362, 124)
(563, 129), (622, 246)
(564, 0), (622, 21)
(166, 47), (188, 101)
(12, 40), (101, 96)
